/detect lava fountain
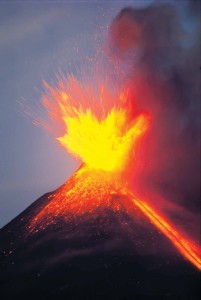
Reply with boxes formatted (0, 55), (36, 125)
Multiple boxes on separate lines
(30, 76), (201, 270)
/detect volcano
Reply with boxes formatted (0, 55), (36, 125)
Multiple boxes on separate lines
(1, 76), (200, 299)
(0, 165), (200, 300)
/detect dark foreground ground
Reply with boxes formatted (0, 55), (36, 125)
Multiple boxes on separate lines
(0, 191), (200, 300)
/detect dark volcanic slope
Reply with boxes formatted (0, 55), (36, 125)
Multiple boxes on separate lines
(0, 172), (200, 300)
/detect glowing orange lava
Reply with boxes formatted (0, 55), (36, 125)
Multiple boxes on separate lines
(30, 165), (125, 232)
(127, 192), (201, 270)
(31, 76), (201, 271)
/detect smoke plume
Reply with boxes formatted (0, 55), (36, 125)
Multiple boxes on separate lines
(107, 1), (200, 239)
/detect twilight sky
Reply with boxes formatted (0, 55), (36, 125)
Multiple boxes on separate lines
(0, 1), (155, 228)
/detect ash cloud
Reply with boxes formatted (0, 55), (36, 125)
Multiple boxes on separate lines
(108, 1), (200, 229)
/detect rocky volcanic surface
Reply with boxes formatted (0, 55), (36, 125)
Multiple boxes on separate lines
(0, 181), (200, 300)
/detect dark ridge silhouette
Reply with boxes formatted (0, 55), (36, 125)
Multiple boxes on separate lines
(0, 168), (200, 300)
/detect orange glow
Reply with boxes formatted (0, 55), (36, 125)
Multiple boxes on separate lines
(42, 77), (149, 173)
(31, 76), (201, 271)
(29, 165), (126, 231)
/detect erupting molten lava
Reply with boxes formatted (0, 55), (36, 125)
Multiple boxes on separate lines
(42, 77), (148, 173)
(31, 76), (201, 271)
(59, 109), (146, 172)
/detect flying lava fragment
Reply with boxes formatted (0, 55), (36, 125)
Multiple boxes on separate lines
(30, 76), (201, 271)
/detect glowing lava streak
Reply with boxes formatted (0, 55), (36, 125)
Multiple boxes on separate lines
(39, 77), (201, 270)
(125, 191), (201, 270)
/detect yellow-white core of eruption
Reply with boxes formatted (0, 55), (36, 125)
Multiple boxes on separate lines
(58, 105), (148, 172)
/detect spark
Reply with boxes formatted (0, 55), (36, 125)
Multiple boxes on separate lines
(42, 77), (149, 173)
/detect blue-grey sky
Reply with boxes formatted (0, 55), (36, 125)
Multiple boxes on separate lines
(0, 1), (154, 228)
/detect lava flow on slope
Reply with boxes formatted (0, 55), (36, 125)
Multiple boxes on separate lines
(28, 76), (201, 270)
